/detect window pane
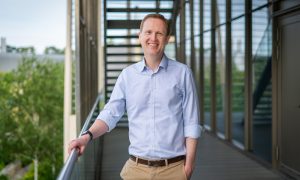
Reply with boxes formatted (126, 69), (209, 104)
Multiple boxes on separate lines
(204, 31), (211, 128)
(216, 0), (226, 25)
(194, 0), (200, 36)
(216, 25), (226, 135)
(204, 0), (211, 31)
(252, 7), (272, 162)
(252, 0), (268, 10)
(232, 0), (245, 19)
(231, 17), (245, 145)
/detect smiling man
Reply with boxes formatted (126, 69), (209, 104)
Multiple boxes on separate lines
(68, 14), (201, 180)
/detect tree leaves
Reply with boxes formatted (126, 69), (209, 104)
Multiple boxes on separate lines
(0, 56), (64, 178)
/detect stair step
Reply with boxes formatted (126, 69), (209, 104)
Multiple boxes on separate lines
(107, 35), (139, 39)
(107, 76), (119, 79)
(107, 8), (173, 13)
(106, 61), (138, 64)
(107, 44), (141, 48)
(107, 20), (140, 29)
(255, 104), (271, 108)
(106, 68), (124, 72)
(107, 53), (144, 56)
(253, 120), (271, 125)
(253, 115), (272, 119)
(107, 83), (118, 86)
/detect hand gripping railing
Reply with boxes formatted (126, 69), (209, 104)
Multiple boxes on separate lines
(57, 93), (102, 180)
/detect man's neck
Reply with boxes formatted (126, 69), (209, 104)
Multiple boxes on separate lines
(144, 54), (163, 71)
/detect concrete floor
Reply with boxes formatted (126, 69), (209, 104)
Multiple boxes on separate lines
(100, 128), (287, 180)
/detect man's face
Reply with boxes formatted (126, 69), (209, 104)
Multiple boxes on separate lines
(139, 18), (170, 58)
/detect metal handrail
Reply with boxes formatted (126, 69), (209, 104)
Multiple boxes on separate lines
(57, 93), (103, 180)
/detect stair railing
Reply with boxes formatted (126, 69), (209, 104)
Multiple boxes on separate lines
(57, 93), (103, 180)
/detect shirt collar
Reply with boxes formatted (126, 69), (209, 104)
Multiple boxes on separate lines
(137, 54), (169, 72)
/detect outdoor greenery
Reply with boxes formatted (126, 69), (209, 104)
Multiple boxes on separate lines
(0, 56), (64, 179)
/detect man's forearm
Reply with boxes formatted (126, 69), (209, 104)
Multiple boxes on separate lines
(185, 137), (198, 168)
(88, 120), (109, 140)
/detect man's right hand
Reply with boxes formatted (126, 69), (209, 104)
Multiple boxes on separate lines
(68, 134), (90, 156)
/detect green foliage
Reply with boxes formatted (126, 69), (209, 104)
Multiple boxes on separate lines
(0, 56), (64, 178)
(44, 46), (64, 55)
(22, 164), (34, 180)
(0, 175), (8, 180)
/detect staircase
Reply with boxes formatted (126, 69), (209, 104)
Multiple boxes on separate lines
(252, 58), (272, 125)
(252, 21), (272, 125)
(103, 0), (176, 126)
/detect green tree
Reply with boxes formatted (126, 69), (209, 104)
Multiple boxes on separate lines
(0, 57), (64, 179)
(44, 46), (64, 55)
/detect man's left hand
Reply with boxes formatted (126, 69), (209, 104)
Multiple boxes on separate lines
(184, 164), (193, 180)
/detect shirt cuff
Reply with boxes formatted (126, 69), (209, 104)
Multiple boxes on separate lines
(96, 110), (116, 132)
(184, 124), (202, 138)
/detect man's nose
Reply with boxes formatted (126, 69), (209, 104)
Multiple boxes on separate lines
(150, 33), (157, 40)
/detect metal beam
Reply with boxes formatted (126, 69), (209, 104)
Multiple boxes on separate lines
(225, 0), (232, 141)
(211, 0), (217, 133)
(244, 0), (253, 151)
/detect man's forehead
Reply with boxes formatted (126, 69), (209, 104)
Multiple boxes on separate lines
(141, 18), (167, 32)
(143, 17), (165, 25)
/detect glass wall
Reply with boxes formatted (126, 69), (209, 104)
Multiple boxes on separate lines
(204, 31), (211, 127)
(216, 0), (226, 136)
(216, 25), (226, 135)
(252, 5), (272, 162)
(203, 0), (211, 128)
(179, 0), (273, 163)
(216, 0), (226, 24)
(185, 1), (191, 67)
(232, 0), (245, 18)
(194, 0), (201, 89)
(231, 17), (245, 145)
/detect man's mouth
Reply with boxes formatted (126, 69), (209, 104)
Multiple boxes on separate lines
(148, 43), (158, 47)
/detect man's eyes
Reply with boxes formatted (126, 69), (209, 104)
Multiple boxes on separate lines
(145, 32), (164, 36)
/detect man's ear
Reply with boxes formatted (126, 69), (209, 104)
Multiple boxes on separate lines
(166, 35), (170, 43)
(138, 32), (141, 42)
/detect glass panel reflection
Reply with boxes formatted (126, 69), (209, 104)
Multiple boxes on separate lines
(185, 2), (191, 67)
(216, 25), (226, 135)
(185, 2), (191, 40)
(194, 0), (200, 36)
(232, 0), (245, 19)
(216, 0), (226, 25)
(252, 7), (272, 162)
(204, 31), (211, 128)
(204, 0), (211, 31)
(186, 39), (191, 67)
(252, 0), (268, 10)
(231, 17), (245, 145)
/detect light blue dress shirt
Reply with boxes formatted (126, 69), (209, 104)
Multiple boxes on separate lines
(97, 55), (201, 159)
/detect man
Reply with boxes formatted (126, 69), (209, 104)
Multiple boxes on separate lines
(68, 14), (201, 180)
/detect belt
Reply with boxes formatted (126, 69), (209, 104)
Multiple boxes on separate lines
(129, 155), (185, 167)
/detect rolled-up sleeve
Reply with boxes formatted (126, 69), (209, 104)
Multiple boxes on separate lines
(182, 68), (202, 138)
(97, 71), (126, 132)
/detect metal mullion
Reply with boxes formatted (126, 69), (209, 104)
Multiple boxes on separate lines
(104, 0), (108, 102)
(210, 0), (217, 133)
(75, 0), (82, 128)
(271, 0), (279, 169)
(190, 0), (196, 74)
(244, 0), (253, 151)
(225, 0), (232, 141)
(199, 0), (204, 126)
(87, 0), (92, 116)
(180, 0), (186, 63)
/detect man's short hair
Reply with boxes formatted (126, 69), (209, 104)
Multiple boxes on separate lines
(140, 14), (170, 36)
